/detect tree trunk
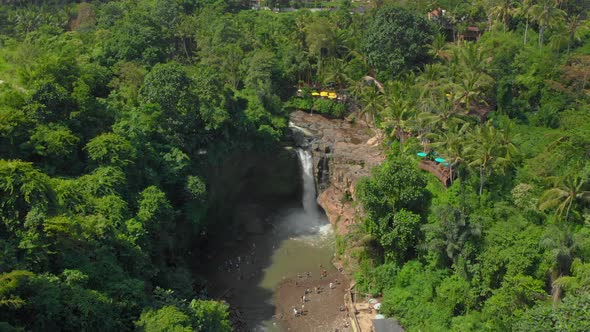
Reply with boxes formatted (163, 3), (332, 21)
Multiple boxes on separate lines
(450, 165), (454, 185)
(182, 38), (190, 60)
(317, 55), (322, 82)
(565, 197), (574, 222)
(551, 273), (561, 309)
(539, 25), (546, 47)
(479, 166), (485, 196)
(459, 169), (467, 212)
(524, 18), (529, 45)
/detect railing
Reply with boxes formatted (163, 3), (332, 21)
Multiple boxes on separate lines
(346, 282), (362, 332)
(419, 160), (451, 186)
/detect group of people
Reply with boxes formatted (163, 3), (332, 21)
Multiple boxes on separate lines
(292, 265), (343, 318)
(219, 242), (260, 282)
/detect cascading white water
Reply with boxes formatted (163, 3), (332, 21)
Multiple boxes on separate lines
(296, 148), (319, 220)
(236, 148), (336, 331)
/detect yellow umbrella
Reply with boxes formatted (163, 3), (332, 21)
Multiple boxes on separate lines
(320, 91), (329, 97)
(328, 94), (337, 99)
(311, 92), (320, 96)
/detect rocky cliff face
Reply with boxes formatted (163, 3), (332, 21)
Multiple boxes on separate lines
(289, 111), (385, 234)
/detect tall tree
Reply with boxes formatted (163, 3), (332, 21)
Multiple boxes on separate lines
(489, 0), (517, 32)
(359, 84), (385, 128)
(539, 226), (584, 306)
(382, 97), (414, 150)
(516, 0), (535, 45)
(305, 17), (336, 81)
(539, 175), (590, 222)
(531, 0), (566, 47)
(362, 6), (435, 78)
(464, 123), (515, 196)
(421, 205), (481, 268)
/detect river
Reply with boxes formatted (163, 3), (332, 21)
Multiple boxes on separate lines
(204, 148), (337, 331)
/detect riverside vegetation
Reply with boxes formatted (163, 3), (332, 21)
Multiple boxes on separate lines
(0, 0), (589, 331)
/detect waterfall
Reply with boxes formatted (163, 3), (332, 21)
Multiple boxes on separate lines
(296, 148), (319, 220)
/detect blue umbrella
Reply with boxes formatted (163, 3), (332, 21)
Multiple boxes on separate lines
(435, 157), (446, 163)
(417, 152), (427, 157)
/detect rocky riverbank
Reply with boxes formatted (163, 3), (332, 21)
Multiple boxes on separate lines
(289, 111), (385, 235)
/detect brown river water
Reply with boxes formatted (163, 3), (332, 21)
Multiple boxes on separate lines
(204, 148), (337, 331)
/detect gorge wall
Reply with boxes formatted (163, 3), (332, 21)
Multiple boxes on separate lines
(289, 111), (385, 235)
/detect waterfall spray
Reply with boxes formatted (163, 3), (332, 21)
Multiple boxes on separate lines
(296, 148), (319, 220)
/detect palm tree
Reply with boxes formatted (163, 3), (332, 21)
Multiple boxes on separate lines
(531, 0), (566, 47)
(455, 43), (488, 75)
(451, 70), (494, 114)
(359, 85), (385, 128)
(540, 226), (583, 307)
(381, 94), (415, 151)
(464, 123), (513, 196)
(539, 175), (590, 222)
(430, 123), (470, 185)
(428, 33), (450, 61)
(416, 63), (448, 105)
(407, 111), (433, 152)
(516, 0), (535, 45)
(489, 0), (517, 32)
(305, 17), (336, 80)
(564, 14), (589, 53)
(323, 58), (349, 90)
(421, 205), (481, 268)
(418, 97), (464, 132)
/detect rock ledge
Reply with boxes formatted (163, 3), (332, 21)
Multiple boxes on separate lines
(289, 111), (385, 234)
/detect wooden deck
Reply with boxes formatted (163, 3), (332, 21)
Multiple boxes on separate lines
(419, 160), (452, 186)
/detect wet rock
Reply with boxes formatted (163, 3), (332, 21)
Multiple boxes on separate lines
(289, 111), (385, 234)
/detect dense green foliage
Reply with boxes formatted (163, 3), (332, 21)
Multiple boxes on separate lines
(362, 6), (435, 79)
(0, 0), (345, 330)
(347, 1), (590, 331)
(0, 0), (589, 331)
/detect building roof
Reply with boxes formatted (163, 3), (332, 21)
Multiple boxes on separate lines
(372, 318), (404, 332)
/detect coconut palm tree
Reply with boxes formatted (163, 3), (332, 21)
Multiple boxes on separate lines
(421, 205), (481, 268)
(429, 123), (470, 185)
(564, 14), (589, 53)
(516, 0), (535, 45)
(464, 123), (515, 196)
(451, 70), (494, 114)
(323, 58), (349, 90)
(418, 97), (465, 133)
(305, 17), (336, 80)
(539, 175), (590, 222)
(381, 94), (415, 150)
(428, 33), (451, 61)
(359, 84), (385, 128)
(416, 63), (448, 105)
(540, 225), (583, 307)
(455, 42), (488, 75)
(489, 0), (517, 32)
(531, 0), (566, 47)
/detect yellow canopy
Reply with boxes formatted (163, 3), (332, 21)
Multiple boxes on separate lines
(320, 91), (329, 97)
(328, 94), (337, 99)
(311, 92), (320, 96)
